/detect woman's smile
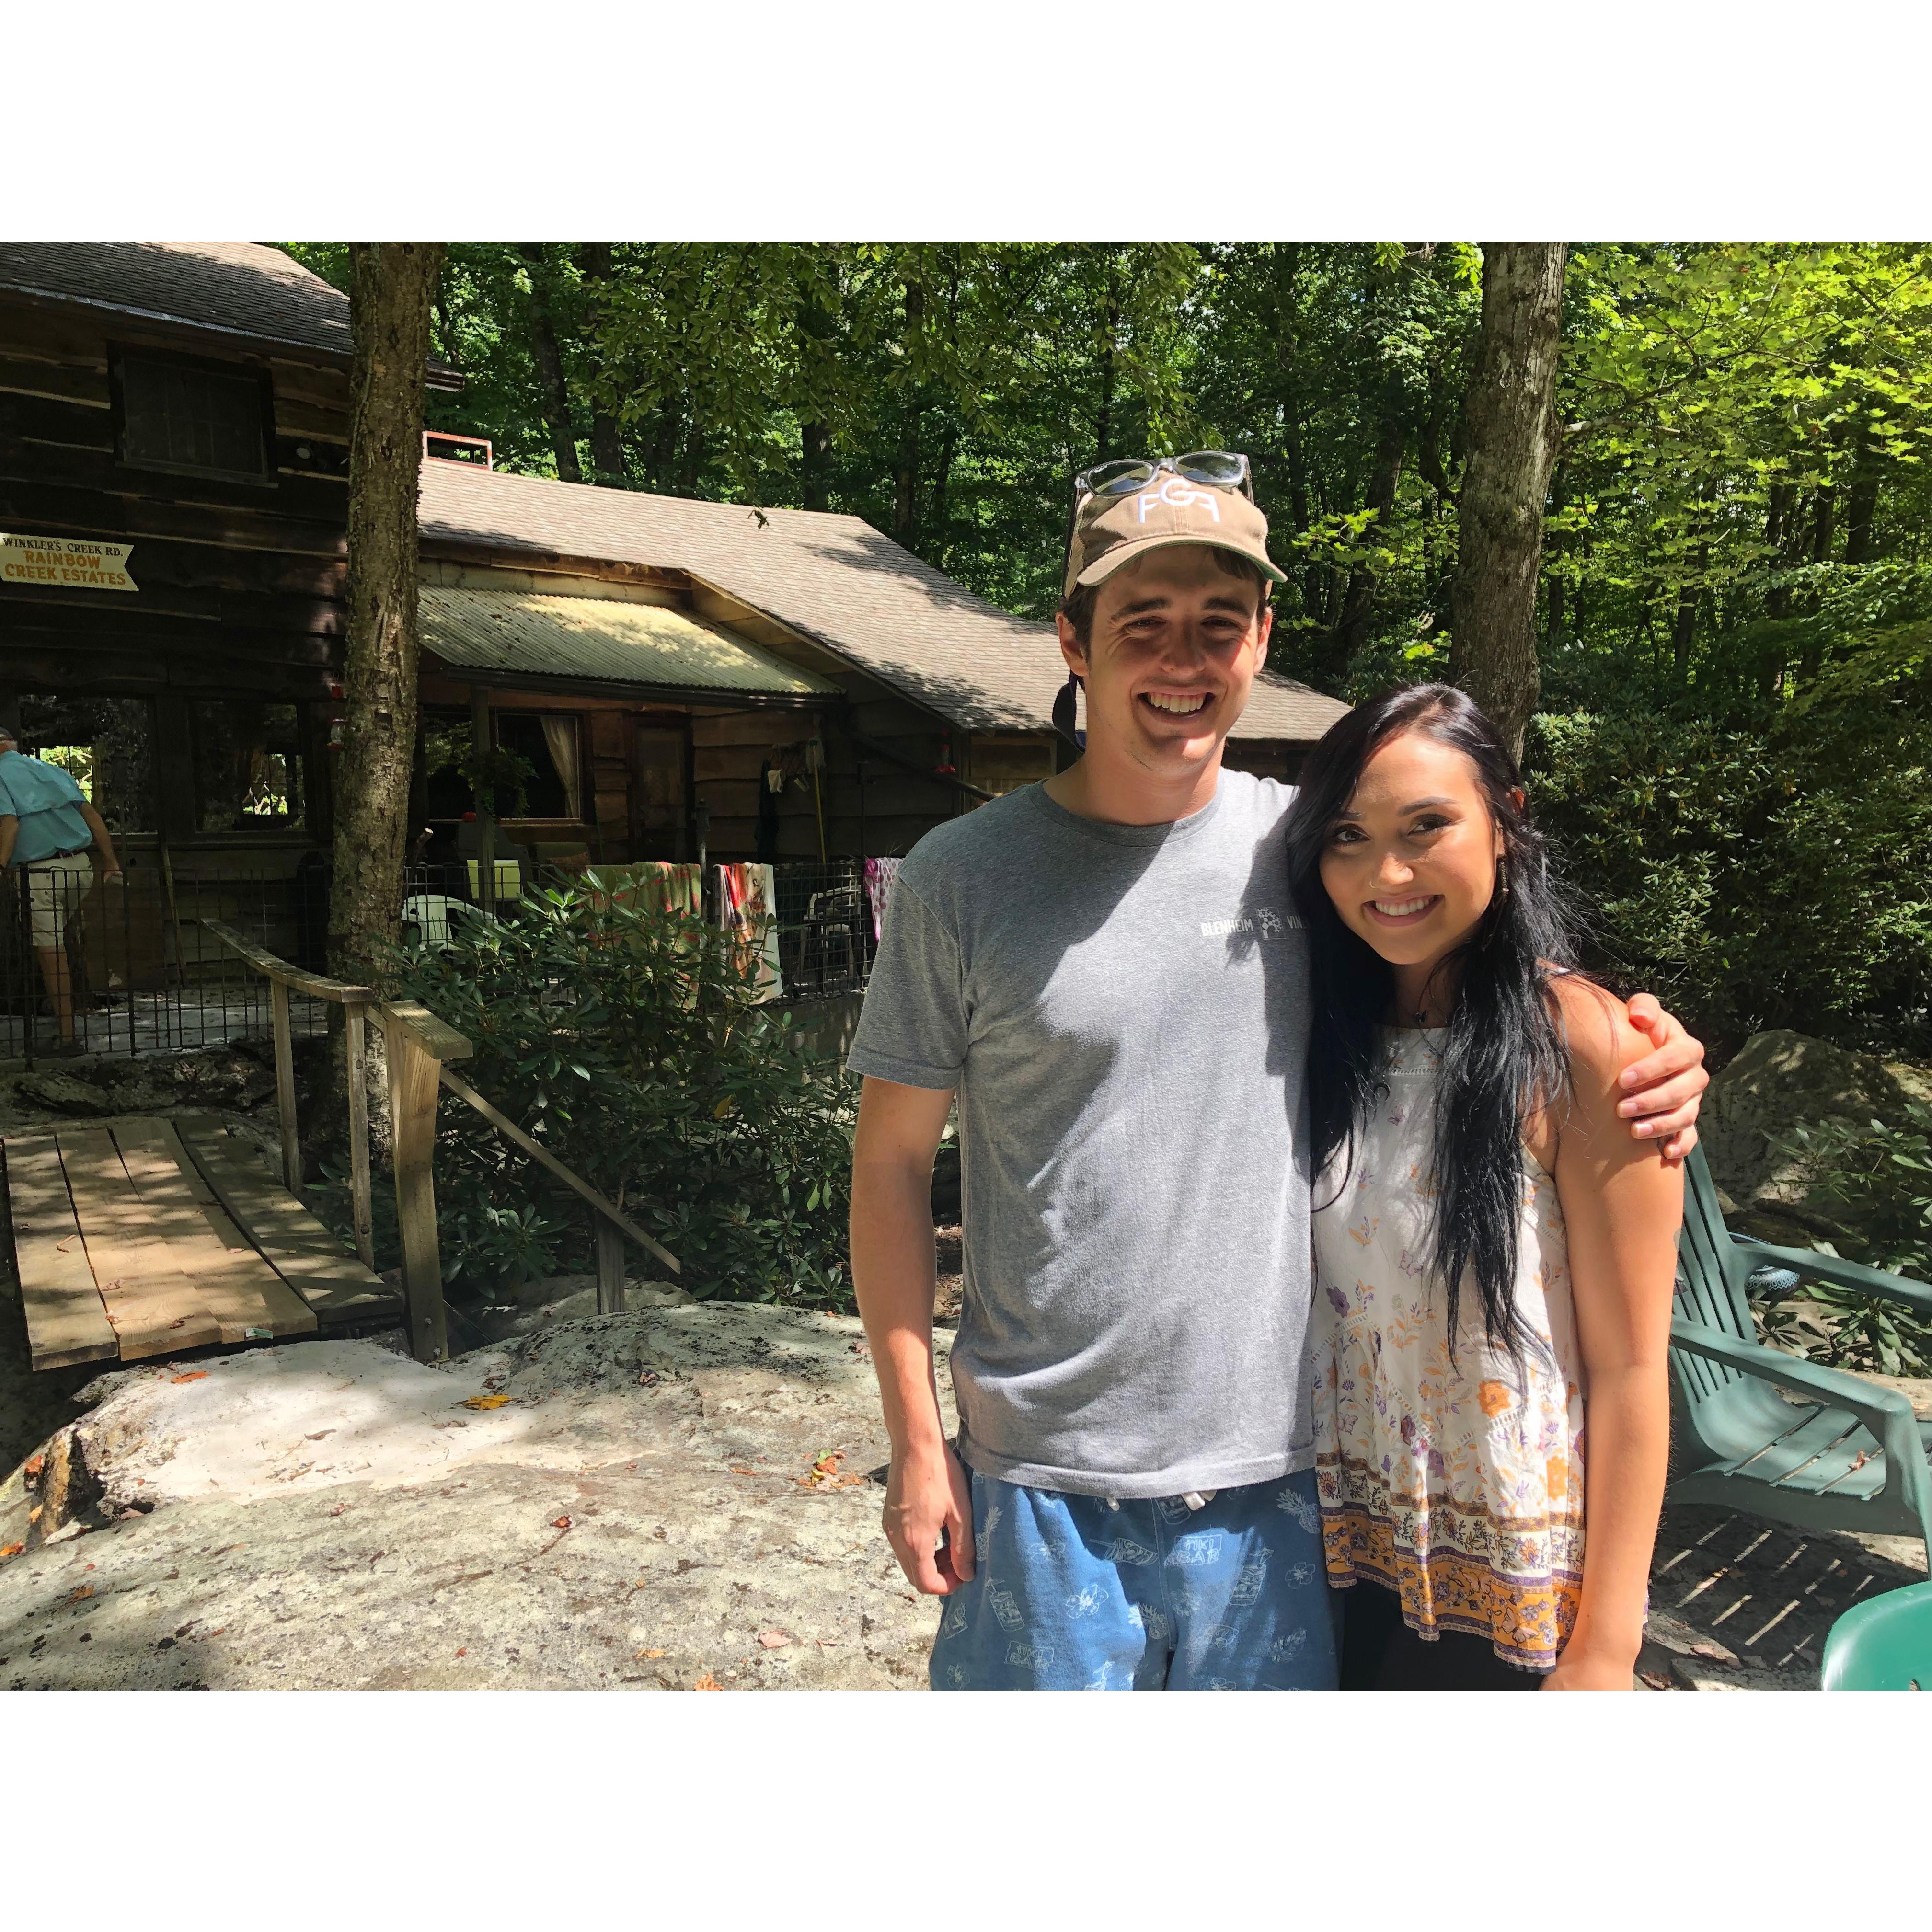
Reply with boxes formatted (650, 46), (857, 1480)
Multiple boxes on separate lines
(1364, 893), (1441, 927)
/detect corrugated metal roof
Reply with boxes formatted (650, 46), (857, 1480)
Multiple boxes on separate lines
(417, 586), (840, 698)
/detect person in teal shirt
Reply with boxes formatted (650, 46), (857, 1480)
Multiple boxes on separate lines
(0, 726), (122, 1054)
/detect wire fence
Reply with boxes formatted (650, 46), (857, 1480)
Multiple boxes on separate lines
(3, 852), (332, 1066)
(770, 858), (874, 999)
(4, 851), (879, 1066)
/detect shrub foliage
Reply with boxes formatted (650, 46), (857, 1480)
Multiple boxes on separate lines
(387, 879), (856, 1307)
(1527, 695), (1932, 1058)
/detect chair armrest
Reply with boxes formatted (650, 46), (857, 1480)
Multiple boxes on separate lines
(1730, 1236), (1932, 1319)
(1670, 1319), (1924, 1467)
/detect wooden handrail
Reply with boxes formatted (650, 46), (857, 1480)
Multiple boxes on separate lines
(438, 1066), (680, 1276)
(202, 917), (680, 1353)
(201, 920), (377, 1005)
(373, 999), (474, 1064)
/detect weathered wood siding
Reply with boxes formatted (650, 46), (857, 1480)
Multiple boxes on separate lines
(691, 670), (960, 862)
(0, 299), (350, 705)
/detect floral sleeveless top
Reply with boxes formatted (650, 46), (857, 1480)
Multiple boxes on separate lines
(1310, 1029), (1586, 1672)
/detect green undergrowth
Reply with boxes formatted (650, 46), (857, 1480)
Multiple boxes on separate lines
(308, 878), (856, 1311)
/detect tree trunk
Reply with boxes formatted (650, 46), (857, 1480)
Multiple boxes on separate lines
(1449, 242), (1569, 761)
(1541, 463), (1569, 646)
(1764, 483), (1793, 618)
(1271, 243), (1321, 627)
(1809, 484), (1836, 568)
(1094, 335), (1117, 462)
(800, 420), (831, 510)
(1415, 407), (1454, 504)
(1093, 255), (1122, 460)
(332, 242), (443, 991)
(578, 242), (629, 485)
(1845, 458), (1879, 565)
(648, 403), (679, 491)
(1671, 582), (1699, 682)
(1328, 404), (1407, 680)
(678, 420), (706, 496)
(518, 243), (581, 483)
(1798, 485), (1836, 680)
(1271, 244), (1312, 524)
(927, 421), (958, 546)
(797, 270), (837, 512)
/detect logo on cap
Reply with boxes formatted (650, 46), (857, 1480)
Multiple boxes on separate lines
(1138, 476), (1221, 524)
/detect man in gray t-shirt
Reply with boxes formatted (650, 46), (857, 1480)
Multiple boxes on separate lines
(853, 770), (1314, 1498)
(848, 459), (1709, 1690)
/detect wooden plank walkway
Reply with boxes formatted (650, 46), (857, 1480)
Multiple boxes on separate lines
(175, 1114), (396, 1322)
(5, 1115), (398, 1371)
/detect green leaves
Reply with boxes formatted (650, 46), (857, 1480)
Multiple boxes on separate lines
(1528, 694), (1932, 1055)
(1756, 1105), (1932, 1377)
(386, 878), (858, 1308)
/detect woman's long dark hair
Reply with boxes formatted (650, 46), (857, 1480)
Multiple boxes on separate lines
(1285, 684), (1582, 1359)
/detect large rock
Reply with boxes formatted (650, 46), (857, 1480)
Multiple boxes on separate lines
(0, 1305), (952, 1690)
(2, 1041), (281, 1128)
(1700, 1030), (1931, 1245)
(10, 1070), (117, 1117)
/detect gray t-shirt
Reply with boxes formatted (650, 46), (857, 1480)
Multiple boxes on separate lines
(847, 771), (1315, 1498)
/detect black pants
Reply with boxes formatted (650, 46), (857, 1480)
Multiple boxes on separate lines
(1339, 1580), (1547, 1691)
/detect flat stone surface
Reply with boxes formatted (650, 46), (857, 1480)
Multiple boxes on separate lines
(4, 1212), (1925, 1690)
(0, 1306), (953, 1690)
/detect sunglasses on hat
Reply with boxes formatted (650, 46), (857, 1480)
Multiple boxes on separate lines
(1073, 450), (1254, 506)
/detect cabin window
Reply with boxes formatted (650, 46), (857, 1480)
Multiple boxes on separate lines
(419, 710), (581, 823)
(115, 350), (270, 481)
(493, 712), (581, 821)
(967, 734), (1055, 799)
(1219, 740), (1299, 785)
(191, 701), (307, 831)
(12, 694), (159, 834)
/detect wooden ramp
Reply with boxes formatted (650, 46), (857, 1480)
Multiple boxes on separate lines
(6, 1115), (399, 1371)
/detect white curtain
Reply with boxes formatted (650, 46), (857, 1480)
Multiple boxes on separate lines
(540, 714), (582, 819)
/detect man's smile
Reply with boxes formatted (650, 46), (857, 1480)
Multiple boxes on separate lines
(1140, 690), (1211, 717)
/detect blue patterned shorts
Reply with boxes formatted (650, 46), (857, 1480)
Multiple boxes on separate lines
(928, 1467), (1339, 1690)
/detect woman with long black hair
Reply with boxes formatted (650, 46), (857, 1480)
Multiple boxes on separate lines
(1286, 684), (1683, 1690)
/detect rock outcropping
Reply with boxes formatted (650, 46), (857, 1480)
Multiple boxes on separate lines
(1700, 1029), (1932, 1247)
(0, 1305), (954, 1690)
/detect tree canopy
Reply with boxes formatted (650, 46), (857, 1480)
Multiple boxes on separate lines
(289, 239), (1932, 1054)
(288, 240), (1932, 695)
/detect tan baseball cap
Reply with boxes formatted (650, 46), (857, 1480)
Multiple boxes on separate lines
(1064, 474), (1288, 599)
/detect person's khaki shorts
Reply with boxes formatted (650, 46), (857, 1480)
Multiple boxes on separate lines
(22, 859), (90, 949)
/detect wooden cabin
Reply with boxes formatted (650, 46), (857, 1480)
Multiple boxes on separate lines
(0, 242), (418, 989)
(413, 459), (1350, 868)
(0, 241), (1347, 1014)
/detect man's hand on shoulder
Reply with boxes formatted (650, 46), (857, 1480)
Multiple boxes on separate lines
(884, 1443), (975, 1595)
(1616, 992), (1709, 1165)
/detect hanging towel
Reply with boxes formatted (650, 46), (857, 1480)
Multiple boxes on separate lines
(585, 861), (702, 927)
(863, 856), (902, 942)
(716, 862), (783, 999)
(644, 861), (703, 920)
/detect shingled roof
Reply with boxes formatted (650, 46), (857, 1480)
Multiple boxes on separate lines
(0, 241), (364, 363)
(416, 461), (1347, 743)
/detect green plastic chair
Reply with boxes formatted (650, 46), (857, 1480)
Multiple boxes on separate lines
(1820, 1582), (1932, 1690)
(1666, 1147), (1932, 1564)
